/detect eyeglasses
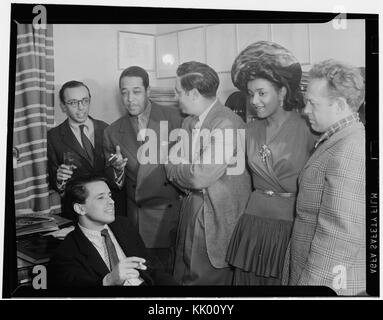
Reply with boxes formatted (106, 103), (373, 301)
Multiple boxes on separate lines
(65, 97), (90, 108)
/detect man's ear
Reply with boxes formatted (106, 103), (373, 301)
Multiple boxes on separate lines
(60, 102), (67, 114)
(334, 97), (348, 114)
(146, 86), (151, 98)
(73, 203), (85, 216)
(190, 88), (200, 100)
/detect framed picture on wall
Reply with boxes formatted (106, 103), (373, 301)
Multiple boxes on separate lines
(118, 31), (155, 70)
(156, 33), (179, 78)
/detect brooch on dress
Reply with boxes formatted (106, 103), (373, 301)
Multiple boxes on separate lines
(259, 144), (271, 162)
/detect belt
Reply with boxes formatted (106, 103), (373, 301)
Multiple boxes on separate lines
(259, 189), (296, 198)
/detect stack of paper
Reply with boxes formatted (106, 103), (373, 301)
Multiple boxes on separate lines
(16, 213), (59, 237)
(43, 226), (75, 240)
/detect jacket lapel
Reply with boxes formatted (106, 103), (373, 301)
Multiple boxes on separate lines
(199, 100), (222, 131)
(117, 115), (140, 171)
(72, 225), (110, 277)
(194, 101), (225, 162)
(92, 118), (104, 160)
(299, 123), (358, 182)
(136, 104), (164, 190)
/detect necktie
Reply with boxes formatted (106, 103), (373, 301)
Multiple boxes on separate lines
(79, 124), (94, 165)
(189, 116), (200, 131)
(101, 228), (120, 271)
(137, 116), (147, 142)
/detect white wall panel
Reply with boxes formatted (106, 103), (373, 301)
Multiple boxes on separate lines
(237, 24), (270, 52)
(206, 24), (237, 72)
(310, 20), (365, 67)
(272, 24), (310, 65)
(178, 27), (205, 64)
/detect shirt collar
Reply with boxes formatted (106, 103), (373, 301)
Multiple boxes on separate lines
(69, 117), (92, 132)
(197, 98), (217, 127)
(314, 113), (360, 149)
(78, 222), (108, 238)
(139, 100), (152, 121)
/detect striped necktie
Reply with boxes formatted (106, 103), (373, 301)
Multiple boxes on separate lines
(79, 124), (94, 165)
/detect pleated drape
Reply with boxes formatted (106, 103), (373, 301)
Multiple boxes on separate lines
(13, 24), (60, 214)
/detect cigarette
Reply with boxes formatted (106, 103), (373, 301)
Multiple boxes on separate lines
(108, 154), (117, 162)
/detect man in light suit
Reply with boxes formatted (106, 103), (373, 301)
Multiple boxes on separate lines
(103, 66), (183, 274)
(165, 61), (251, 285)
(284, 60), (366, 295)
(48, 81), (108, 217)
(49, 175), (177, 288)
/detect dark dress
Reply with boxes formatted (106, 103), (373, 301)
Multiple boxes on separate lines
(226, 111), (316, 285)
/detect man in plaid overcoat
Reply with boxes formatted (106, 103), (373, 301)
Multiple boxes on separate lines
(284, 60), (366, 296)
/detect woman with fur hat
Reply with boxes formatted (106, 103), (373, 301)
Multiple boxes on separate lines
(226, 41), (317, 285)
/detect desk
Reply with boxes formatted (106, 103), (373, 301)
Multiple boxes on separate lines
(17, 234), (63, 285)
(16, 216), (73, 286)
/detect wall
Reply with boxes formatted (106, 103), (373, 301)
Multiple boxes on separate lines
(154, 21), (365, 105)
(53, 21), (365, 125)
(53, 24), (156, 126)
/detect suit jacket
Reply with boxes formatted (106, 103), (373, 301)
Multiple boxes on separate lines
(48, 216), (177, 287)
(103, 102), (183, 248)
(286, 121), (365, 295)
(47, 116), (108, 191)
(165, 101), (252, 268)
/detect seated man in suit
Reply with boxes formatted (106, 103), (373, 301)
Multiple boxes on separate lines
(47, 81), (108, 194)
(103, 66), (183, 274)
(49, 175), (177, 287)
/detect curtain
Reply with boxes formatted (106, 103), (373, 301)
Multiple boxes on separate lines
(13, 24), (60, 214)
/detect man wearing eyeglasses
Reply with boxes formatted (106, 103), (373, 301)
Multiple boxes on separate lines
(47, 80), (108, 201)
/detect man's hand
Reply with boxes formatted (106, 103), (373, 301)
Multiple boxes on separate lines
(104, 256), (147, 286)
(108, 145), (128, 172)
(56, 164), (76, 183)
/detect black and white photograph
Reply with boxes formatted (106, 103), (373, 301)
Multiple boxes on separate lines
(0, 0), (380, 304)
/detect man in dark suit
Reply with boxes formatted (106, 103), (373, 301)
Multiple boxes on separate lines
(49, 175), (177, 287)
(47, 80), (108, 194)
(165, 61), (251, 285)
(103, 66), (183, 274)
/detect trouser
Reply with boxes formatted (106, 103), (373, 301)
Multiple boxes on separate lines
(173, 193), (233, 285)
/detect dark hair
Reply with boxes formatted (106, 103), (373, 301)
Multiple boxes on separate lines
(309, 59), (365, 112)
(239, 64), (303, 111)
(176, 61), (219, 98)
(119, 66), (149, 89)
(59, 80), (91, 104)
(62, 175), (109, 220)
